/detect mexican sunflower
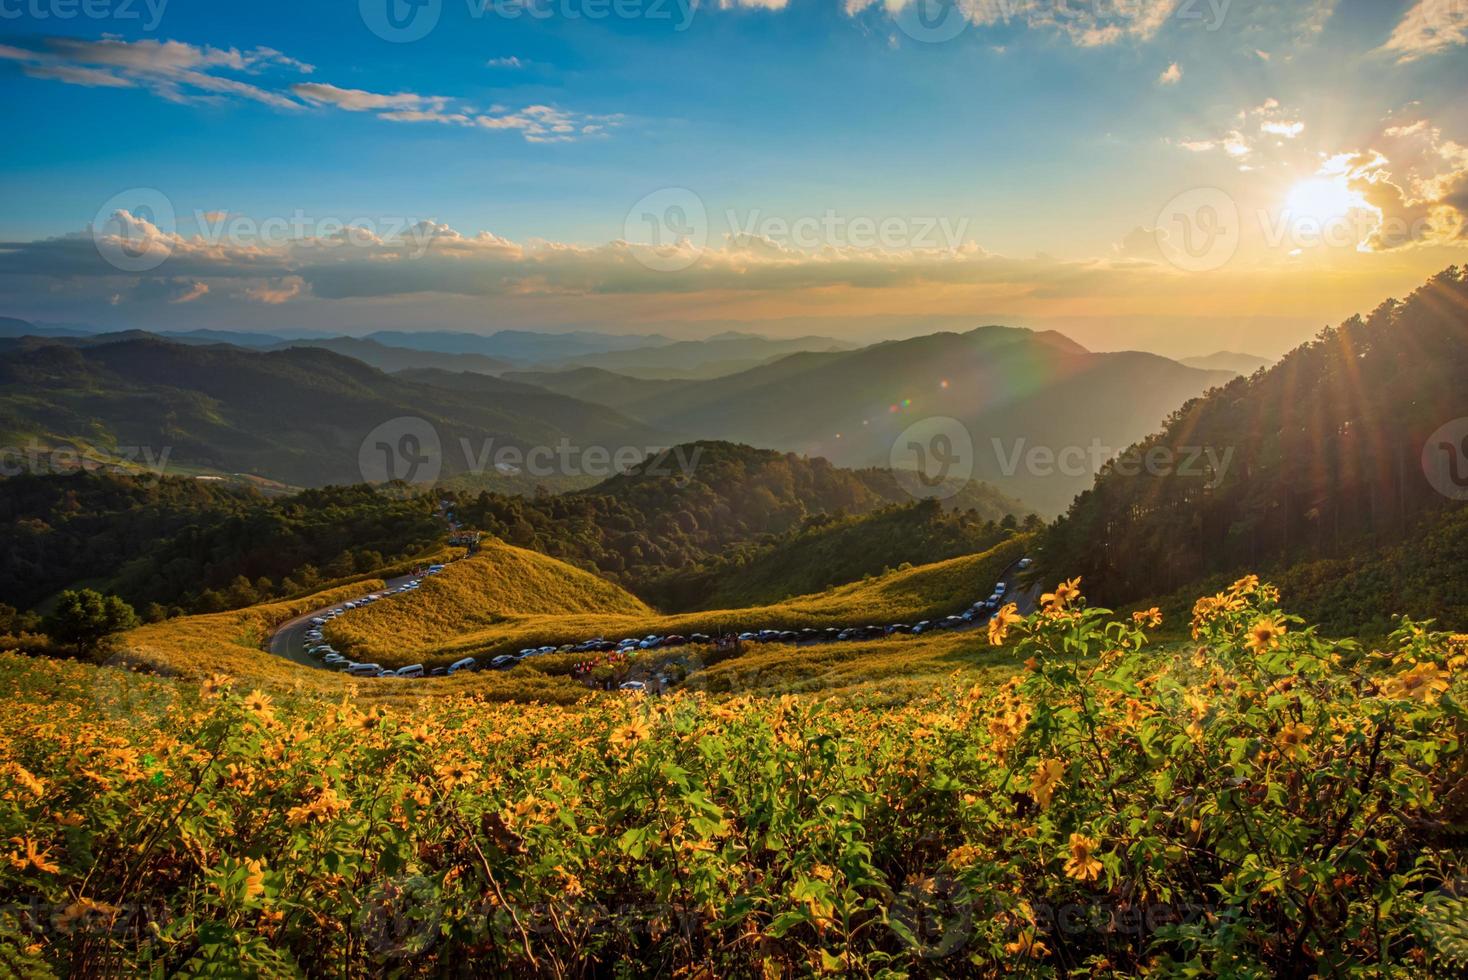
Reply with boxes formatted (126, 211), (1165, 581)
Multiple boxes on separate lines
(988, 603), (1023, 645)
(610, 717), (651, 751)
(8, 836), (60, 874)
(1381, 662), (1450, 703)
(1040, 577), (1082, 615)
(1245, 617), (1286, 654)
(1028, 758), (1065, 808)
(1063, 833), (1103, 881)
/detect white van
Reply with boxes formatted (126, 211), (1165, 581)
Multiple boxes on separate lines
(395, 664), (425, 678)
(448, 657), (477, 674)
(347, 663), (383, 677)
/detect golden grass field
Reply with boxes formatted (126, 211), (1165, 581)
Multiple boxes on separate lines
(323, 535), (1028, 667)
(107, 535), (1030, 703)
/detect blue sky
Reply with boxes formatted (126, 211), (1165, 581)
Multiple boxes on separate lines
(0, 0), (1465, 355)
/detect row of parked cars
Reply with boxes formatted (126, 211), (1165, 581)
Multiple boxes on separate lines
(301, 566), (470, 679)
(299, 557), (1031, 681)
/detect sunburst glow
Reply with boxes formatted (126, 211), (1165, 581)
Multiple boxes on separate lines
(1286, 177), (1370, 223)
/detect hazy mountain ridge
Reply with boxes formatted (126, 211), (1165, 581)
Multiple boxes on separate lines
(0, 336), (669, 486)
(1179, 351), (1272, 375)
(587, 325), (1233, 514)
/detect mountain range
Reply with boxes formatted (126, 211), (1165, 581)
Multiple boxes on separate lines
(0, 337), (668, 488)
(514, 326), (1234, 514)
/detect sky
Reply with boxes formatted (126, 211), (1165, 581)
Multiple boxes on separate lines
(0, 0), (1465, 357)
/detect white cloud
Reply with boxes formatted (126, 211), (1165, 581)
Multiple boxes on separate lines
(1158, 62), (1182, 85)
(0, 37), (307, 109)
(1261, 120), (1305, 138)
(846, 0), (1178, 47)
(1379, 0), (1468, 62)
(2, 37), (615, 143)
(291, 82), (446, 113)
(486, 56), (525, 68)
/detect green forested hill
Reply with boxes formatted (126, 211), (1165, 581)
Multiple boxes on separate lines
(649, 498), (1032, 611)
(451, 441), (1031, 601)
(0, 472), (443, 615)
(1042, 266), (1468, 611)
(0, 337), (667, 486)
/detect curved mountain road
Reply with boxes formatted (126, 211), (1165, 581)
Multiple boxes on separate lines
(264, 555), (1039, 676)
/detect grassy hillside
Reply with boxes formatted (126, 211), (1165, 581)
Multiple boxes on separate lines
(0, 337), (667, 486)
(323, 542), (652, 659)
(327, 534), (1030, 667)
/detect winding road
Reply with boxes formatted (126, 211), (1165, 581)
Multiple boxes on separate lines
(268, 572), (420, 670)
(264, 555), (1040, 675)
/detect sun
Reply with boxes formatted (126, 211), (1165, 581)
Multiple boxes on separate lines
(1285, 177), (1369, 223)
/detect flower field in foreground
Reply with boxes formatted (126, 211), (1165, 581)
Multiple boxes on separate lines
(1, 581), (1466, 976)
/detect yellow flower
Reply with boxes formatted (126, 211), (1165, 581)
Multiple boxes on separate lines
(610, 717), (651, 750)
(1245, 617), (1285, 654)
(435, 761), (479, 792)
(1381, 662), (1450, 703)
(8, 836), (60, 874)
(988, 603), (1023, 646)
(242, 690), (274, 718)
(200, 673), (233, 699)
(1132, 607), (1163, 629)
(1028, 758), (1065, 809)
(242, 858), (266, 901)
(1062, 833), (1103, 881)
(1228, 574), (1260, 596)
(1276, 721), (1313, 756)
(8, 764), (45, 799)
(1003, 930), (1051, 959)
(56, 897), (120, 933)
(1040, 577), (1082, 615)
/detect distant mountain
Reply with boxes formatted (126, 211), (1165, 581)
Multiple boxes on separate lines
(1179, 351), (1272, 375)
(153, 329), (300, 347)
(1043, 266), (1468, 611)
(501, 366), (691, 409)
(0, 337), (669, 487)
(270, 336), (513, 375)
(362, 329), (676, 363)
(0, 317), (93, 339)
(609, 325), (1232, 515)
(550, 334), (858, 378)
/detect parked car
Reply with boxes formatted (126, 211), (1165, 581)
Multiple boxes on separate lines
(346, 663), (382, 677)
(619, 680), (647, 693)
(490, 655), (517, 670)
(448, 657), (477, 674)
(1018, 557), (1033, 569)
(395, 664), (425, 678)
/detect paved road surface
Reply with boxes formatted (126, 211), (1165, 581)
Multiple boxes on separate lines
(267, 573), (418, 670)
